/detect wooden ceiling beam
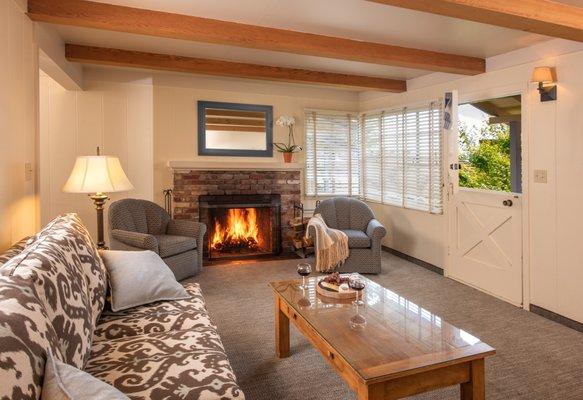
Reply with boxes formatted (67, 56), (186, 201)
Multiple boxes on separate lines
(64, 44), (408, 92)
(28, 0), (485, 75)
(368, 0), (583, 42)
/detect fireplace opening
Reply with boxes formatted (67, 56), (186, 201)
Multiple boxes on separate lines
(199, 194), (281, 260)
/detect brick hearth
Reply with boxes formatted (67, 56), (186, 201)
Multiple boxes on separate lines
(172, 170), (301, 252)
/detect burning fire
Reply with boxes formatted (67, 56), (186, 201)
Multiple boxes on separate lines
(210, 208), (261, 252)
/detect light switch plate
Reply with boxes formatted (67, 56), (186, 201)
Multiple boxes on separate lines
(534, 169), (547, 183)
(25, 162), (33, 181)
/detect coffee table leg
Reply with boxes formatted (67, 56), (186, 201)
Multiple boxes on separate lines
(275, 296), (290, 358)
(460, 358), (485, 400)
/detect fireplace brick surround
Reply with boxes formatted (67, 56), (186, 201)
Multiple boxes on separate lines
(172, 169), (301, 252)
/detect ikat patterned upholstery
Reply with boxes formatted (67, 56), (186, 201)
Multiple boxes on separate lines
(1, 214), (107, 369)
(0, 275), (65, 400)
(0, 236), (30, 266)
(0, 214), (243, 400)
(87, 283), (244, 400)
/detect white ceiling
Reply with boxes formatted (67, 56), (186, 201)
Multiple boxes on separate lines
(48, 0), (555, 84)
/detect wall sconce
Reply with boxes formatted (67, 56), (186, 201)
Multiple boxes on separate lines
(531, 66), (557, 102)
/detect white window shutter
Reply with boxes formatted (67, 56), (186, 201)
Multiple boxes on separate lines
(305, 111), (359, 197)
(305, 102), (442, 213)
(363, 113), (382, 202)
(382, 110), (404, 207)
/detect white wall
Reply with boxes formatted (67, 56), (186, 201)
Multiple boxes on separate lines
(39, 68), (359, 239)
(145, 71), (359, 206)
(0, 0), (39, 250)
(360, 41), (583, 323)
(39, 39), (583, 323)
(39, 73), (154, 239)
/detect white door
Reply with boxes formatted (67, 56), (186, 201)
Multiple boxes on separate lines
(450, 190), (522, 305)
(446, 91), (524, 306)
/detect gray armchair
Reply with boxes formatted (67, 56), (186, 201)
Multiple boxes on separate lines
(309, 197), (387, 274)
(108, 199), (206, 280)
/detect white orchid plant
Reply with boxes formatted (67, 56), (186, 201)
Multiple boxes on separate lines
(273, 115), (302, 153)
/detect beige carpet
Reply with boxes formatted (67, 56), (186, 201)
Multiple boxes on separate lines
(185, 252), (583, 400)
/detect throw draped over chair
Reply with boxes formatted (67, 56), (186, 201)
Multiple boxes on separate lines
(309, 197), (387, 274)
(108, 199), (206, 280)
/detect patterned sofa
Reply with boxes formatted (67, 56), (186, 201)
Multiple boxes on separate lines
(0, 214), (244, 400)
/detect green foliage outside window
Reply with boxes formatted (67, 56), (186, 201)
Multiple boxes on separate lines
(458, 122), (511, 192)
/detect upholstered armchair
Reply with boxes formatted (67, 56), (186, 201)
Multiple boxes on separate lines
(108, 199), (206, 280)
(308, 197), (387, 274)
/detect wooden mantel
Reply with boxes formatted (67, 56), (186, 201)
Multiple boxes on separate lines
(167, 160), (303, 171)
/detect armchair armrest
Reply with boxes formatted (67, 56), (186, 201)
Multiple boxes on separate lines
(111, 229), (158, 252)
(166, 219), (206, 238)
(366, 219), (387, 242)
(167, 219), (206, 270)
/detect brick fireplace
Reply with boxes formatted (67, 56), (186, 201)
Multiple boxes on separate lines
(172, 166), (301, 258)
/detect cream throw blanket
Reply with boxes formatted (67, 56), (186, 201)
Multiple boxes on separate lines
(306, 214), (349, 272)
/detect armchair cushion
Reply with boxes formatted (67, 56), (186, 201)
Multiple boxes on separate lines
(111, 230), (158, 252)
(155, 235), (197, 258)
(344, 230), (371, 248)
(366, 219), (387, 242)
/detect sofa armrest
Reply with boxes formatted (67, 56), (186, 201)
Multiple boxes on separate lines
(366, 219), (387, 243)
(166, 219), (206, 238)
(111, 229), (158, 252)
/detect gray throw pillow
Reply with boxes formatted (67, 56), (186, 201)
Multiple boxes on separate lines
(99, 250), (189, 311)
(42, 352), (129, 400)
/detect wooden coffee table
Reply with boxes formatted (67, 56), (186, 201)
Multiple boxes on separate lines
(270, 275), (495, 400)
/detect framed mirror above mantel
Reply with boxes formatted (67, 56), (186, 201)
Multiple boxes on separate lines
(197, 100), (273, 157)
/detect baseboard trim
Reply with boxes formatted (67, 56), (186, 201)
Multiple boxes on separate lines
(382, 246), (444, 276)
(529, 304), (583, 333)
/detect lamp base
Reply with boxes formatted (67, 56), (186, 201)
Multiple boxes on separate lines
(89, 193), (109, 250)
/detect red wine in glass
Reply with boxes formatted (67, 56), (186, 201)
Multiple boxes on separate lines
(348, 273), (365, 306)
(297, 263), (312, 290)
(348, 273), (366, 329)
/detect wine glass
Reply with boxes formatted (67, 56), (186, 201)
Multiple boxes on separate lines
(348, 273), (365, 307)
(348, 273), (366, 330)
(297, 262), (312, 290)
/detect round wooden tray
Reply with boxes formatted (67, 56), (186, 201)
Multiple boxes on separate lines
(316, 280), (357, 300)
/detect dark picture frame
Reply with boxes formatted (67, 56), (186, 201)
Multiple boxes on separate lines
(197, 100), (273, 157)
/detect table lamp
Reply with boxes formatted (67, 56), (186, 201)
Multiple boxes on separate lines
(63, 147), (134, 249)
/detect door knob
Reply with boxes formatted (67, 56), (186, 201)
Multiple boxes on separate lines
(503, 199), (513, 207)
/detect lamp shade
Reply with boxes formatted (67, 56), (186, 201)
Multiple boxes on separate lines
(531, 67), (555, 83)
(63, 156), (134, 194)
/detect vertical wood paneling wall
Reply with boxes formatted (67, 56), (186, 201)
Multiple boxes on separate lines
(39, 75), (154, 240)
(0, 0), (39, 250)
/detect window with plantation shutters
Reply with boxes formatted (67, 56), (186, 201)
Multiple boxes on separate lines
(403, 106), (433, 211)
(362, 113), (382, 202)
(305, 110), (360, 197)
(361, 101), (443, 213)
(304, 102), (442, 214)
(382, 110), (404, 207)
